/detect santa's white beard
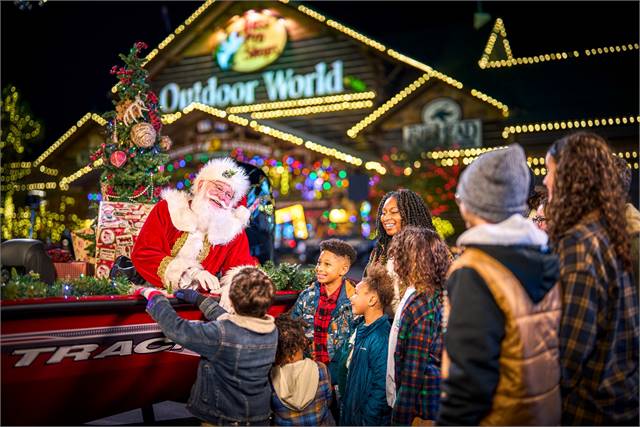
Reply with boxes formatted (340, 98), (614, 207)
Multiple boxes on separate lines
(191, 193), (246, 245)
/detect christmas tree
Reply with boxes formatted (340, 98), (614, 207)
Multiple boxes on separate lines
(92, 41), (171, 203)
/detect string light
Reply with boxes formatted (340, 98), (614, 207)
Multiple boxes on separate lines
(479, 18), (638, 69)
(160, 102), (379, 172)
(502, 115), (639, 138)
(347, 74), (429, 138)
(478, 18), (513, 68)
(251, 100), (373, 119)
(325, 19), (386, 51)
(226, 92), (376, 114)
(112, 0), (217, 93)
(297, 4), (326, 22)
(471, 89), (509, 116)
(39, 166), (59, 176)
(58, 159), (104, 191)
(33, 113), (106, 167)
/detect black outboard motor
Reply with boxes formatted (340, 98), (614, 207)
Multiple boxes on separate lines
(1, 239), (57, 285)
(109, 255), (146, 285)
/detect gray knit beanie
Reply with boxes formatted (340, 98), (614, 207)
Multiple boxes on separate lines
(456, 144), (530, 223)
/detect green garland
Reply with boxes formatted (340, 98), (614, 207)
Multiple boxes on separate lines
(260, 261), (315, 291)
(0, 268), (133, 300)
(0, 263), (314, 300)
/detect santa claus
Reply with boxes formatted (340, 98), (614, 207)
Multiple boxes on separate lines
(131, 157), (258, 292)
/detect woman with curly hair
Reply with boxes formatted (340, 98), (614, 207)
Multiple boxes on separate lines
(270, 314), (335, 426)
(544, 132), (639, 426)
(385, 226), (451, 425)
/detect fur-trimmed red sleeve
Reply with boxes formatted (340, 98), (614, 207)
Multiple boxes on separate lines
(131, 200), (174, 288)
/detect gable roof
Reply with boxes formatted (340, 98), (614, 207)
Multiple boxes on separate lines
(113, 0), (508, 122)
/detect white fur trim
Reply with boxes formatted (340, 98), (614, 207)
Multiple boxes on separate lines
(219, 265), (255, 288)
(219, 284), (234, 314)
(192, 158), (250, 206)
(162, 189), (197, 232)
(217, 264), (257, 315)
(164, 231), (206, 290)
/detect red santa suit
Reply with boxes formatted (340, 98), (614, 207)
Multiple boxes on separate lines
(131, 158), (257, 290)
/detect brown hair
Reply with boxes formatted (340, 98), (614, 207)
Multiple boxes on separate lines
(229, 267), (275, 318)
(388, 226), (451, 295)
(319, 238), (357, 265)
(547, 132), (631, 271)
(274, 314), (308, 365)
(363, 263), (395, 309)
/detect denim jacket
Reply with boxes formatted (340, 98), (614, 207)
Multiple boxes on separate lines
(290, 278), (355, 382)
(146, 296), (278, 424)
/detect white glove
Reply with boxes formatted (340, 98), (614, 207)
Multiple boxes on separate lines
(188, 268), (220, 292)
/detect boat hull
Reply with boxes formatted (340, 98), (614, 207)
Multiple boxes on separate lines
(1, 292), (297, 425)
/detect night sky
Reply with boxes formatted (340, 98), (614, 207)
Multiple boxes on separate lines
(2, 1), (638, 160)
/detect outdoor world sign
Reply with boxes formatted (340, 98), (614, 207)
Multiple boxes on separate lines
(158, 9), (348, 113)
(159, 60), (344, 113)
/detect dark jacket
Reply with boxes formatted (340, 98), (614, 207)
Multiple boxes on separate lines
(339, 315), (392, 426)
(146, 295), (278, 425)
(438, 232), (560, 426)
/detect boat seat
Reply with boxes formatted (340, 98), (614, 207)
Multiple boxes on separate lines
(1, 239), (56, 285)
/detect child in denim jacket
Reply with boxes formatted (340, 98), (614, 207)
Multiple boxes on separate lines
(290, 239), (357, 384)
(135, 267), (278, 426)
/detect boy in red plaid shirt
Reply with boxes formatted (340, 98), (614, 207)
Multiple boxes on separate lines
(290, 239), (357, 390)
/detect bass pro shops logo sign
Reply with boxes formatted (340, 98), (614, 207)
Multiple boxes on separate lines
(216, 9), (287, 73)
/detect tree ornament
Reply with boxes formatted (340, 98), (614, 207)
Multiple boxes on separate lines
(115, 100), (133, 122)
(122, 94), (149, 126)
(130, 122), (156, 148)
(159, 135), (173, 151)
(110, 150), (128, 168)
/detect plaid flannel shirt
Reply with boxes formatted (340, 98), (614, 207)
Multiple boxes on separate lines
(271, 361), (335, 426)
(391, 290), (443, 425)
(557, 212), (639, 425)
(313, 283), (341, 364)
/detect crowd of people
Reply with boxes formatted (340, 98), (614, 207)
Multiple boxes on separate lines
(132, 130), (638, 426)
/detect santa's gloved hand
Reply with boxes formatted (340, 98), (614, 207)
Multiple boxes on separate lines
(132, 285), (166, 301)
(174, 288), (204, 305)
(190, 269), (220, 292)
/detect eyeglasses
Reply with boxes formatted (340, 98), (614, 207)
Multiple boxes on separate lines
(532, 215), (546, 225)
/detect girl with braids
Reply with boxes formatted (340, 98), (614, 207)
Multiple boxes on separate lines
(544, 132), (639, 426)
(385, 226), (451, 425)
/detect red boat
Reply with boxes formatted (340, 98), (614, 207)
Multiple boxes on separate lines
(1, 292), (298, 425)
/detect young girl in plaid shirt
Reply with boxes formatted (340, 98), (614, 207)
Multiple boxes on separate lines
(386, 227), (451, 425)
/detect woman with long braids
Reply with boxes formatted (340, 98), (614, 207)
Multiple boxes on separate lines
(366, 188), (436, 272)
(544, 132), (639, 426)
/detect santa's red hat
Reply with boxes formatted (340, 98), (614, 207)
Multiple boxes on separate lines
(192, 157), (250, 207)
